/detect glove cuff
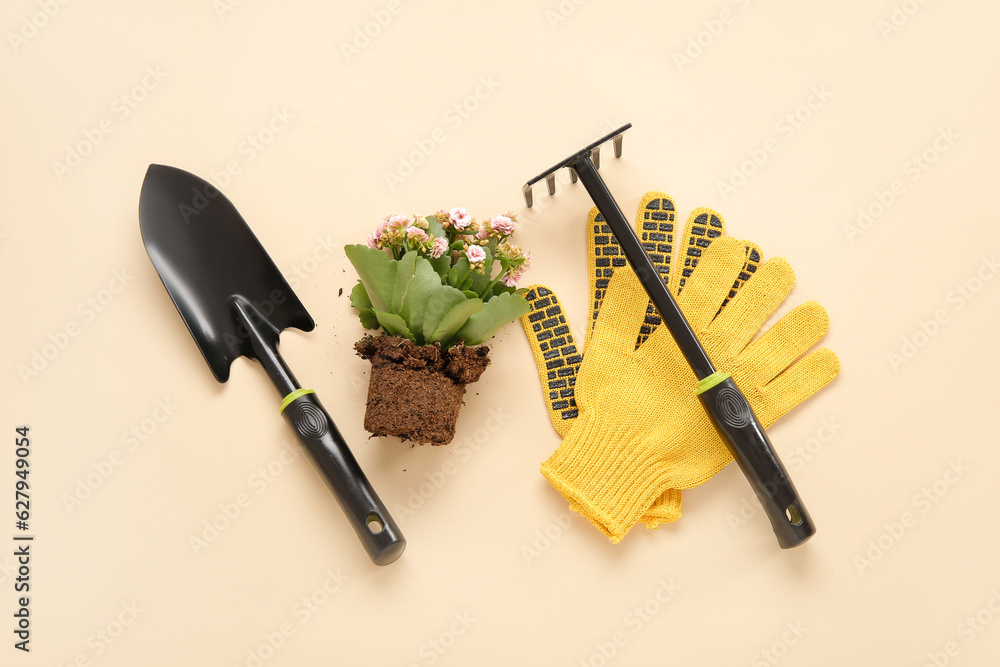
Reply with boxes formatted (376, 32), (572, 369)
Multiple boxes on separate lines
(540, 413), (673, 543)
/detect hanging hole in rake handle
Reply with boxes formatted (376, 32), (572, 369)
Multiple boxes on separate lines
(366, 513), (385, 534)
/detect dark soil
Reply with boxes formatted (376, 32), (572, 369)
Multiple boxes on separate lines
(355, 335), (490, 445)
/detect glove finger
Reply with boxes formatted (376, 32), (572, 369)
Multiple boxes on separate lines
(673, 207), (726, 296)
(589, 193), (678, 348)
(520, 285), (582, 436)
(752, 348), (841, 427)
(708, 256), (795, 356)
(639, 488), (683, 527)
(721, 241), (762, 309)
(738, 301), (830, 385)
(634, 193), (679, 346)
(672, 236), (748, 332)
(586, 206), (624, 346)
(584, 267), (650, 366)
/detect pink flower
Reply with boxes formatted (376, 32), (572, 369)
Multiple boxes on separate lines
(429, 237), (449, 259)
(386, 214), (412, 232)
(476, 227), (490, 240)
(406, 226), (429, 243)
(449, 207), (472, 230)
(366, 231), (380, 248)
(465, 245), (486, 263)
(502, 272), (521, 288)
(489, 215), (514, 236)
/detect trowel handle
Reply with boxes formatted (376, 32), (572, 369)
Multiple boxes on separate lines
(281, 391), (406, 565)
(697, 376), (815, 548)
(233, 300), (405, 565)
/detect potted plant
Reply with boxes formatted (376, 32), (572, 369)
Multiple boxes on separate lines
(345, 207), (532, 445)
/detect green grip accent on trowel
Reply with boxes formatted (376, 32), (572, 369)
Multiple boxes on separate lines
(695, 371), (731, 395)
(280, 388), (316, 413)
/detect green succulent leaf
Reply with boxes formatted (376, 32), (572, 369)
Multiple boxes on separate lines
(372, 310), (415, 341)
(468, 246), (493, 295)
(425, 214), (446, 239)
(394, 253), (443, 345)
(448, 256), (471, 288)
(421, 285), (470, 342)
(349, 282), (380, 330)
(345, 245), (396, 312)
(430, 254), (451, 278)
(455, 291), (530, 346)
(390, 251), (417, 312)
(358, 309), (379, 329)
(428, 299), (484, 346)
(349, 281), (372, 310)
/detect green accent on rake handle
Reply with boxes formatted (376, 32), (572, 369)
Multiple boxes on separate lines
(280, 388), (316, 413)
(695, 371), (731, 395)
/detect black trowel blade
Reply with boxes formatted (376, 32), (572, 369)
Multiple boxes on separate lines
(139, 164), (314, 383)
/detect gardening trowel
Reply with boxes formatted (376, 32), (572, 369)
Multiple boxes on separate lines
(139, 164), (405, 565)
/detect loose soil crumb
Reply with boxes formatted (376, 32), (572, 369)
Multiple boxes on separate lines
(355, 335), (490, 445)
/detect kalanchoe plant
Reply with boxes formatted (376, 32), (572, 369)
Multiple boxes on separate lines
(345, 207), (532, 349)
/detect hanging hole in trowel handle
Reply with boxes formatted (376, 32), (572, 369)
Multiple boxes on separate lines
(366, 513), (385, 534)
(785, 504), (803, 526)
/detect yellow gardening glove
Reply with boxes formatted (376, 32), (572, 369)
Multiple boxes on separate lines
(521, 193), (839, 540)
(522, 192), (762, 526)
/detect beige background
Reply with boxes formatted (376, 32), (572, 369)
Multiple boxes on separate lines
(3, 0), (1000, 664)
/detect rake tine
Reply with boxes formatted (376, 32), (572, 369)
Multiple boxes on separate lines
(522, 124), (631, 209)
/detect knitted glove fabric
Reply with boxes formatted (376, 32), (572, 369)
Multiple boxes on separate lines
(522, 192), (760, 526)
(540, 235), (838, 542)
(521, 192), (839, 540)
